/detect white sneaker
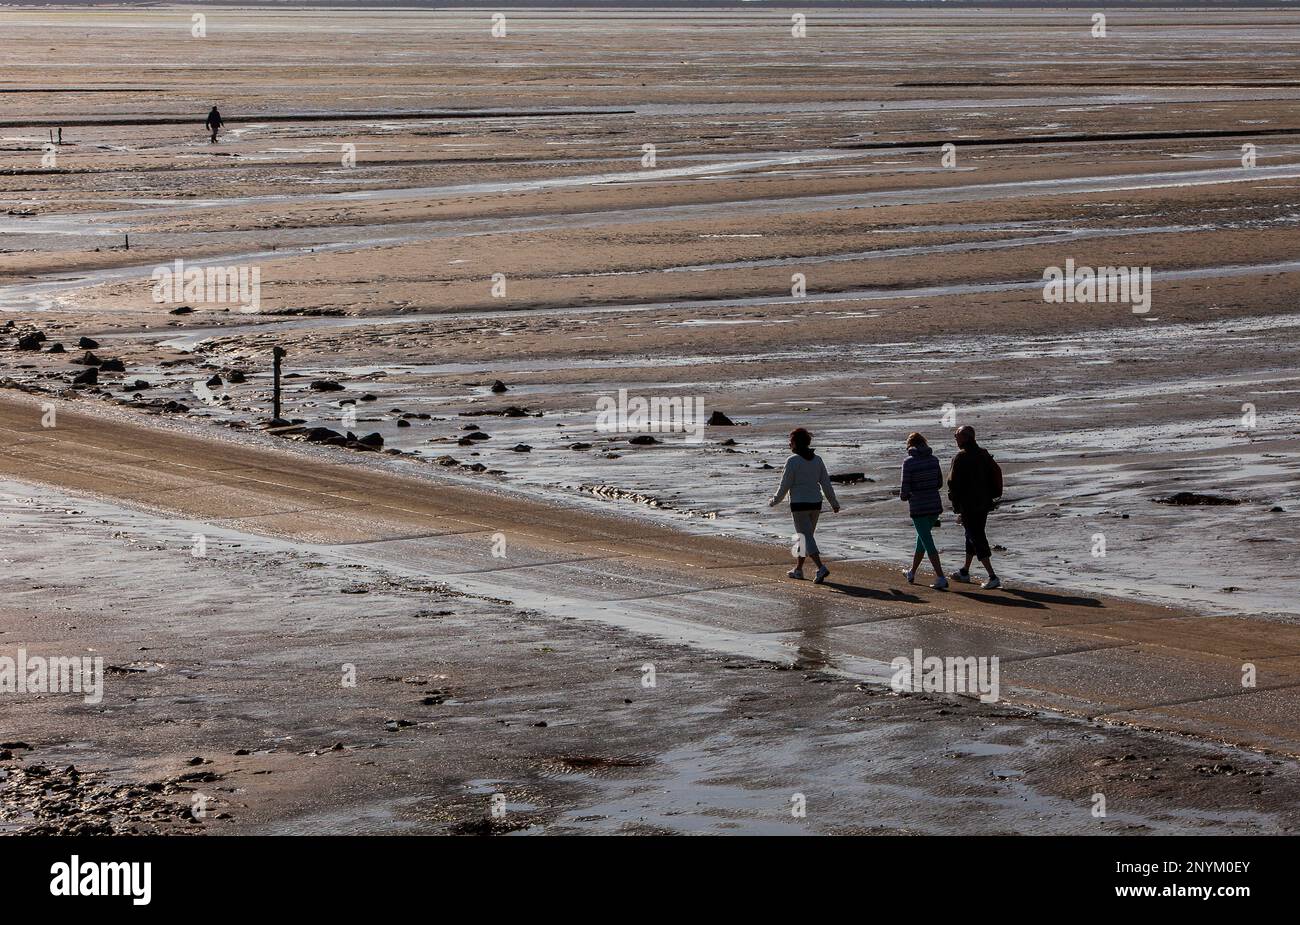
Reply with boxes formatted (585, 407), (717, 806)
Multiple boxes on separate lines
(813, 566), (830, 584)
(982, 576), (1002, 590)
(904, 569), (916, 584)
(787, 568), (805, 580)
(952, 570), (973, 583)
(931, 576), (949, 590)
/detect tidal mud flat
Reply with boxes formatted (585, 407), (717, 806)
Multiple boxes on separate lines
(2, 6), (1300, 834)
(5, 474), (1300, 836)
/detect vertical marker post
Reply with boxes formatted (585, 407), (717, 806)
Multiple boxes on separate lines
(272, 345), (286, 423)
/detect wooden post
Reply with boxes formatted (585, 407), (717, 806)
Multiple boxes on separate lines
(124, 234), (129, 251)
(272, 345), (286, 422)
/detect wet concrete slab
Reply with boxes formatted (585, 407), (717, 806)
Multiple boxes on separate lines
(129, 483), (374, 520)
(215, 464), (378, 496)
(336, 530), (618, 574)
(811, 612), (1122, 664)
(0, 426), (60, 447)
(1104, 684), (1300, 755)
(593, 583), (936, 635)
(213, 506), (475, 544)
(448, 553), (752, 604)
(0, 454), (211, 499)
(0, 442), (227, 494)
(1075, 615), (1300, 660)
(998, 645), (1278, 716)
(578, 536), (793, 570)
(327, 485), (477, 516)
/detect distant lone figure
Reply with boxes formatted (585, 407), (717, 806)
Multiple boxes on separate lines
(206, 106), (224, 143)
(900, 432), (948, 589)
(947, 425), (1003, 589)
(769, 427), (840, 584)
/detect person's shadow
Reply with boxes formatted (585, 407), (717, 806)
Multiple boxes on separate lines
(820, 581), (926, 605)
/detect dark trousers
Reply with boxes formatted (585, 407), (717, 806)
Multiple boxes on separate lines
(962, 508), (992, 560)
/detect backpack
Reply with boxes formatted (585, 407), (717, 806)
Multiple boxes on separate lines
(986, 452), (1003, 500)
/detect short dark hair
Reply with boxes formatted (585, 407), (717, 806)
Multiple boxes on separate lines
(789, 427), (812, 451)
(906, 432), (927, 448)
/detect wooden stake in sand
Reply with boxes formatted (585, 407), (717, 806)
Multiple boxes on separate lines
(272, 346), (286, 422)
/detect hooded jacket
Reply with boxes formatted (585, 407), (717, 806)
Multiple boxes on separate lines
(900, 444), (943, 518)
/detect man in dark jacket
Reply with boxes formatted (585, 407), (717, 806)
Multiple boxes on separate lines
(206, 106), (224, 144)
(947, 425), (1002, 589)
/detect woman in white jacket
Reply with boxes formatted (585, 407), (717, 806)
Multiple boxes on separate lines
(768, 427), (841, 583)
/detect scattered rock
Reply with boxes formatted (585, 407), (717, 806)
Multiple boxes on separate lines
(45, 342), (65, 354)
(356, 432), (384, 448)
(205, 375), (223, 388)
(1156, 492), (1241, 506)
(302, 427), (345, 443)
(310, 380), (345, 392)
(706, 410), (735, 426)
(98, 358), (125, 373)
(168, 306), (193, 315)
(397, 418), (411, 427)
(628, 435), (659, 445)
(460, 406), (535, 418)
(16, 332), (45, 351)
(0, 762), (196, 835)
(489, 379), (508, 393)
(76, 336), (99, 349)
(569, 442), (592, 450)
(71, 367), (98, 386)
(829, 472), (871, 484)
(512, 444), (532, 452)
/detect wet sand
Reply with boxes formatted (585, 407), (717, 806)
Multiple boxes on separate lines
(2, 5), (1300, 832)
(2, 390), (1300, 834)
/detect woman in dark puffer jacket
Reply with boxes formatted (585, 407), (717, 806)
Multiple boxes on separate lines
(899, 432), (948, 589)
